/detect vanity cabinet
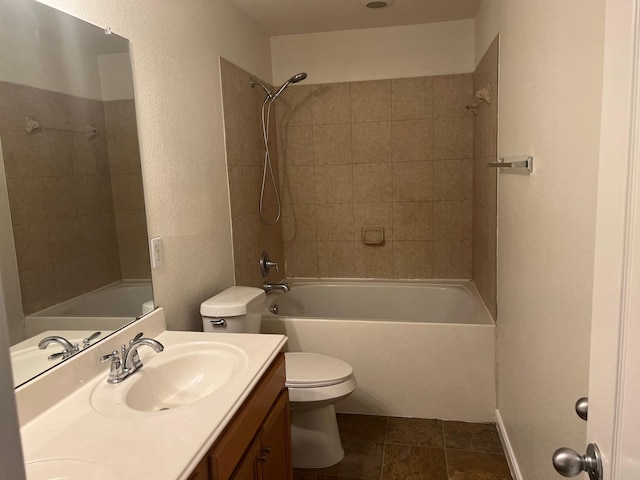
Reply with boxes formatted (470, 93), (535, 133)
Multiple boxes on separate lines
(190, 352), (292, 480)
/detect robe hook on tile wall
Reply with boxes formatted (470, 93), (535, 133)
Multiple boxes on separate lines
(466, 83), (492, 115)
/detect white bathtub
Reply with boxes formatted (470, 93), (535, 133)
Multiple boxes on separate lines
(25, 280), (154, 338)
(261, 279), (496, 422)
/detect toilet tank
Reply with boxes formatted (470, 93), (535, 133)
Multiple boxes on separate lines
(201, 286), (266, 333)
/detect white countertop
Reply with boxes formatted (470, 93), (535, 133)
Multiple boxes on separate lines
(19, 314), (287, 480)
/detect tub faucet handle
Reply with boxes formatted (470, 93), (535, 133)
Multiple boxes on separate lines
(260, 251), (279, 277)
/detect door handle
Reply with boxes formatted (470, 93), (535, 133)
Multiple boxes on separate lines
(575, 397), (588, 421)
(552, 443), (602, 480)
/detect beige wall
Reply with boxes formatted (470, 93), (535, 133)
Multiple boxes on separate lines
(277, 76), (474, 279)
(472, 36), (498, 320)
(271, 20), (474, 85)
(475, 1), (605, 478)
(37, 0), (273, 331)
(220, 58), (285, 288)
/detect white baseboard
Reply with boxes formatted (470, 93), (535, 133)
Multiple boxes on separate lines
(495, 409), (523, 480)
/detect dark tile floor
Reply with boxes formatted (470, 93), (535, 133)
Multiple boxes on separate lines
(293, 414), (513, 480)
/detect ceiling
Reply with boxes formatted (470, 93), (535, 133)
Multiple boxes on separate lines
(228, 0), (482, 36)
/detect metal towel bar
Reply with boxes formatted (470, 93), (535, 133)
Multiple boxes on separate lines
(487, 156), (534, 172)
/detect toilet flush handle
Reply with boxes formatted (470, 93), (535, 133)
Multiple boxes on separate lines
(210, 319), (226, 327)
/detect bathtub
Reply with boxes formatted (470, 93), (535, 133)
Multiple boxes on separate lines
(25, 280), (154, 338)
(261, 279), (496, 422)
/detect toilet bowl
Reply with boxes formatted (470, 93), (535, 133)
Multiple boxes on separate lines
(201, 286), (356, 468)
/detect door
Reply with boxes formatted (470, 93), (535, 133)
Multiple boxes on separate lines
(584, 0), (640, 478)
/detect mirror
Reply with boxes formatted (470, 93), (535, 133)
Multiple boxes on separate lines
(0, 0), (154, 387)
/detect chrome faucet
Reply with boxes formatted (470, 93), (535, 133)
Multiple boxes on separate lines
(38, 336), (80, 360)
(100, 334), (164, 384)
(262, 281), (290, 293)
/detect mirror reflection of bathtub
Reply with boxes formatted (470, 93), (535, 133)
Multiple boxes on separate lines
(24, 280), (153, 337)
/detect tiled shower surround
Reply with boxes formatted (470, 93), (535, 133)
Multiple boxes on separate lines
(276, 75), (474, 278)
(221, 56), (498, 305)
(473, 37), (499, 320)
(220, 58), (285, 288)
(0, 81), (149, 319)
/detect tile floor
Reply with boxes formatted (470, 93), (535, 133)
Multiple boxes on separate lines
(293, 414), (513, 480)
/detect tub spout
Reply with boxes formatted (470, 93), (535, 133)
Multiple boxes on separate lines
(262, 282), (290, 293)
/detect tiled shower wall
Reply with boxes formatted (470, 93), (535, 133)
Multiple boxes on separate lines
(276, 76), (474, 278)
(220, 58), (285, 288)
(472, 37), (499, 320)
(0, 81), (149, 316)
(104, 100), (150, 280)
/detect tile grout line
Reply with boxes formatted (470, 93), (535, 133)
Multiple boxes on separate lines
(380, 416), (389, 480)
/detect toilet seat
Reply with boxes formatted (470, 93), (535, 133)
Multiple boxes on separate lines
(285, 352), (353, 388)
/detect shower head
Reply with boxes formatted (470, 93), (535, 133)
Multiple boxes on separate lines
(272, 72), (308, 100)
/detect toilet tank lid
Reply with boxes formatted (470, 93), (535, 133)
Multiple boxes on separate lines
(200, 286), (266, 317)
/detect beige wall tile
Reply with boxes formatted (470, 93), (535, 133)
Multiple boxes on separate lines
(12, 222), (51, 271)
(78, 212), (118, 253)
(54, 256), (86, 303)
(228, 165), (261, 217)
(220, 57), (258, 122)
(111, 173), (145, 211)
(351, 80), (392, 123)
(313, 124), (352, 165)
(434, 241), (472, 278)
(317, 203), (354, 241)
(76, 176), (113, 215)
(434, 117), (473, 160)
(114, 209), (149, 248)
(284, 241), (318, 277)
(353, 202), (393, 242)
(473, 156), (497, 209)
(355, 242), (393, 278)
(352, 122), (391, 164)
(434, 74), (474, 118)
(353, 163), (392, 203)
(85, 247), (122, 289)
(434, 201), (472, 241)
(278, 125), (314, 166)
(223, 114), (260, 166)
(312, 83), (351, 125)
(392, 77), (434, 121)
(315, 164), (353, 203)
(392, 161), (434, 202)
(116, 243), (150, 280)
(434, 159), (473, 201)
(282, 204), (317, 242)
(317, 241), (355, 277)
(19, 265), (57, 315)
(276, 84), (313, 126)
(48, 217), (82, 262)
(393, 202), (434, 240)
(280, 165), (316, 204)
(393, 241), (434, 279)
(392, 119), (434, 162)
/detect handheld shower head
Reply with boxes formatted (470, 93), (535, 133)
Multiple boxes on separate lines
(272, 72), (308, 100)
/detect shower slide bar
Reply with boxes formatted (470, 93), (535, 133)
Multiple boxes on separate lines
(24, 116), (98, 139)
(487, 155), (534, 172)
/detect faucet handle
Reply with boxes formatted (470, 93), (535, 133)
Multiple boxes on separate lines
(101, 350), (123, 384)
(82, 331), (102, 349)
(260, 251), (279, 276)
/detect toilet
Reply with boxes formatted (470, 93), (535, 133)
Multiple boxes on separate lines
(201, 286), (357, 468)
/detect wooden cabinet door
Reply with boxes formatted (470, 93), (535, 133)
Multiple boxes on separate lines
(258, 390), (292, 480)
(231, 438), (261, 480)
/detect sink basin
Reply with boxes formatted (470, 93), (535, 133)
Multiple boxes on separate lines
(26, 458), (117, 480)
(91, 341), (248, 418)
